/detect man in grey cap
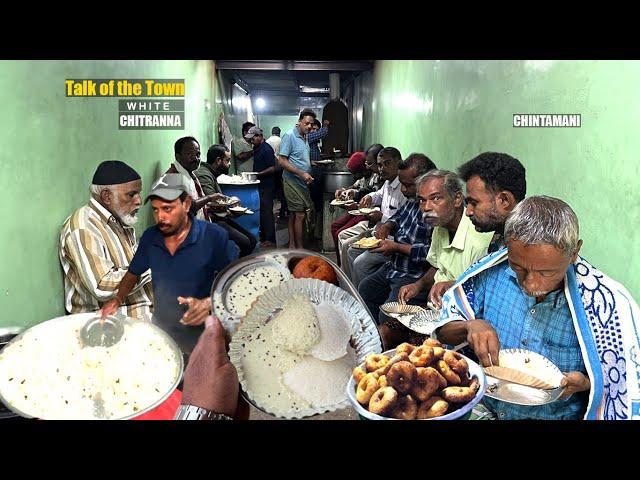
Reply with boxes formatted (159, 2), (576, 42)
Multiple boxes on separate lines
(102, 173), (239, 356)
(59, 160), (153, 319)
(245, 126), (277, 246)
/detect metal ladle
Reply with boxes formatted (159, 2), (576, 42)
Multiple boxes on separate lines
(80, 314), (125, 348)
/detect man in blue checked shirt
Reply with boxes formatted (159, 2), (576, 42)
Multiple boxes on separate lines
(435, 196), (626, 420)
(358, 154), (437, 348)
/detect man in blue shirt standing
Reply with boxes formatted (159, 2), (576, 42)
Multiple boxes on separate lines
(101, 173), (239, 355)
(244, 126), (277, 247)
(278, 109), (317, 249)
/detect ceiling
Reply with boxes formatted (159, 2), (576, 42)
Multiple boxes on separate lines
(217, 60), (374, 115)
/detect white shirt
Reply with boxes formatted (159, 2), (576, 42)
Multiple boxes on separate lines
(367, 175), (406, 223)
(266, 135), (281, 156)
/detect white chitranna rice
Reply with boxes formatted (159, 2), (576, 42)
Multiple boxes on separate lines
(0, 318), (179, 419)
(242, 294), (356, 417)
(226, 265), (291, 317)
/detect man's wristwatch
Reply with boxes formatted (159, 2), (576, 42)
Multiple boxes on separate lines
(174, 404), (233, 421)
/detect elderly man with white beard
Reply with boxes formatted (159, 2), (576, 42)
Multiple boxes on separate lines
(59, 160), (153, 319)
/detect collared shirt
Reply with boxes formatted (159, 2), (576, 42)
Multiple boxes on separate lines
(233, 136), (254, 173)
(252, 141), (276, 190)
(128, 214), (239, 353)
(279, 127), (311, 188)
(59, 198), (153, 319)
(464, 261), (587, 420)
(168, 161), (208, 221)
(308, 126), (328, 161)
(427, 213), (493, 283)
(265, 135), (281, 156)
(354, 173), (383, 202)
(194, 163), (223, 196)
(353, 173), (379, 190)
(386, 201), (433, 279)
(367, 176), (407, 223)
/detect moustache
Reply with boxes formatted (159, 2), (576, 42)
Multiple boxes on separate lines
(520, 286), (549, 297)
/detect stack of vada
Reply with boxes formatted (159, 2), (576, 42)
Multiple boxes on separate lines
(352, 339), (480, 419)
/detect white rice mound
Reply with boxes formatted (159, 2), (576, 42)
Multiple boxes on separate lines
(0, 317), (179, 419)
(310, 302), (352, 361)
(271, 294), (320, 354)
(282, 353), (355, 407)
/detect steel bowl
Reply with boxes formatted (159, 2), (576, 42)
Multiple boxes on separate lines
(346, 348), (487, 420)
(0, 313), (183, 420)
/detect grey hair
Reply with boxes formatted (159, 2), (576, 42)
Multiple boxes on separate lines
(504, 195), (580, 257)
(90, 184), (115, 198)
(415, 169), (463, 198)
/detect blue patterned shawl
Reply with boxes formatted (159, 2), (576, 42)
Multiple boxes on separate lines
(438, 249), (640, 420)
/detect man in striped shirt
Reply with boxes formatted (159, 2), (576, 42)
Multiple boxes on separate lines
(59, 160), (153, 319)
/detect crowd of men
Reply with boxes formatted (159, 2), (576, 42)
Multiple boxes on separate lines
(58, 114), (640, 421)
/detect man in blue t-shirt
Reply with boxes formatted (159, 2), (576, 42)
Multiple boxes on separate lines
(101, 173), (239, 355)
(278, 109), (316, 249)
(244, 126), (276, 246)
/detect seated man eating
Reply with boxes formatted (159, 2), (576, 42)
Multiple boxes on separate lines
(435, 196), (640, 420)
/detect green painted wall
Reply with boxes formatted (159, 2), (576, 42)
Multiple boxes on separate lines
(255, 115), (299, 138)
(0, 60), (219, 328)
(364, 60), (640, 299)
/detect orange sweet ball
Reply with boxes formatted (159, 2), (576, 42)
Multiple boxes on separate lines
(292, 256), (338, 285)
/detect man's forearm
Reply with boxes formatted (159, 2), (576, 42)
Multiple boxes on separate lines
(192, 196), (210, 212)
(417, 267), (437, 290)
(395, 242), (412, 256)
(236, 150), (254, 161)
(114, 271), (140, 304)
(435, 320), (468, 345)
(382, 220), (398, 234)
(258, 166), (275, 176)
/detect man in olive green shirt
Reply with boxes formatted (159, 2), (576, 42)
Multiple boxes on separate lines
(195, 144), (229, 196)
(194, 144), (257, 257)
(398, 170), (493, 307)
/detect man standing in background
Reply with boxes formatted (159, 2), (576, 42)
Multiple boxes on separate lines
(245, 127), (277, 247)
(278, 109), (317, 249)
(266, 126), (282, 156)
(233, 121), (256, 174)
(266, 126), (287, 219)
